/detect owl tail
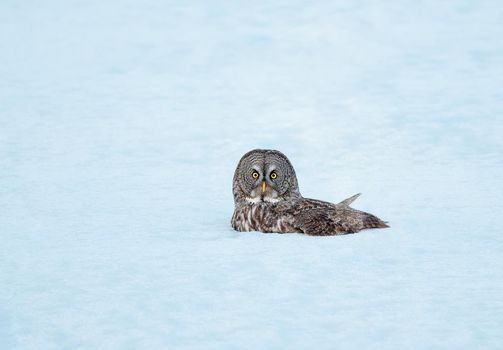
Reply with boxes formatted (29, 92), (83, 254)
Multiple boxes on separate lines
(339, 193), (389, 229)
(337, 193), (389, 230)
(338, 193), (361, 206)
(362, 212), (390, 229)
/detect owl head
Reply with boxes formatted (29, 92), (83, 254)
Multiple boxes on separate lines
(233, 149), (301, 205)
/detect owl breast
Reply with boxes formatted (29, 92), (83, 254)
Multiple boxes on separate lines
(231, 203), (299, 233)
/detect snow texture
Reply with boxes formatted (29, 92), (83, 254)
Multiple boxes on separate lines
(1, 1), (502, 349)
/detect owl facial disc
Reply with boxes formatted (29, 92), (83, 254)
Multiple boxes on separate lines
(232, 149), (301, 205)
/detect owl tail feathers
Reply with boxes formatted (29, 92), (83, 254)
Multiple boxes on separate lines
(338, 193), (361, 206)
(336, 193), (389, 232)
(338, 193), (390, 230)
(362, 213), (390, 229)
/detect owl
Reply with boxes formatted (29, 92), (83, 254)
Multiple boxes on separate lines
(231, 149), (388, 235)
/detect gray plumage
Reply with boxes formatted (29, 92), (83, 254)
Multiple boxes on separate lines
(231, 149), (388, 236)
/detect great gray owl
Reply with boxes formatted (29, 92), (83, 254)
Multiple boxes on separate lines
(231, 149), (388, 235)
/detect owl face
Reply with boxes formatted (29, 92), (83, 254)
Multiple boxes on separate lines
(233, 149), (300, 204)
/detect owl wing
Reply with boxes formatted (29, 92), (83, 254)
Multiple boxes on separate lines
(288, 197), (388, 236)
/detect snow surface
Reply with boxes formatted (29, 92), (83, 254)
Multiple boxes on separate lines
(1, 1), (503, 349)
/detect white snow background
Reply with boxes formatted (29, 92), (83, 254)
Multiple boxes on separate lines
(1, 1), (502, 349)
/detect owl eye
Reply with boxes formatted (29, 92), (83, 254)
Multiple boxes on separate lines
(251, 171), (260, 179)
(270, 171), (277, 180)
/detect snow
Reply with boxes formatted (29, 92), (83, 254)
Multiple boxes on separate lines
(1, 1), (503, 349)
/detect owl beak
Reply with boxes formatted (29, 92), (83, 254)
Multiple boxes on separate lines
(261, 181), (267, 193)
